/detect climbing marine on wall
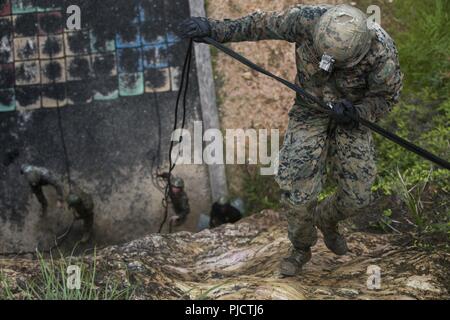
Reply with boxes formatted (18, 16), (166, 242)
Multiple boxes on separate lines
(179, 4), (405, 277)
(20, 164), (64, 216)
(66, 186), (95, 244)
(158, 172), (190, 230)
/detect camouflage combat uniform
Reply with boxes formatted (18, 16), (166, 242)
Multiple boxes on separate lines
(169, 188), (190, 224)
(159, 173), (190, 224)
(67, 187), (94, 243)
(21, 165), (64, 216)
(208, 5), (403, 251)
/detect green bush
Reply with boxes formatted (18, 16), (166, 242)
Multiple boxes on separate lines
(373, 0), (450, 240)
(393, 0), (450, 96)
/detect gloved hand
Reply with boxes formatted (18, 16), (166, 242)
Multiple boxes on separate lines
(329, 100), (360, 129)
(178, 17), (211, 40)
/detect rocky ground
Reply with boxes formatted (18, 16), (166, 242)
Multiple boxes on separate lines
(1, 210), (449, 300)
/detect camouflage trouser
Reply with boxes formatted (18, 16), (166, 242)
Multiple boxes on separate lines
(275, 106), (377, 249)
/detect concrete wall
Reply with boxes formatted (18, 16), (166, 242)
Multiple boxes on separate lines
(0, 0), (224, 253)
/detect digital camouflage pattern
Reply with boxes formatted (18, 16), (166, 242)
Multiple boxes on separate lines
(21, 165), (64, 215)
(170, 188), (190, 223)
(208, 4), (403, 255)
(281, 193), (318, 251)
(208, 4), (403, 121)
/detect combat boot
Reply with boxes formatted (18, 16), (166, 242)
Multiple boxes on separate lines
(314, 198), (348, 256)
(315, 217), (348, 256)
(279, 247), (312, 277)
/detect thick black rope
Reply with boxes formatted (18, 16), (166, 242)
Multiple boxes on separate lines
(55, 106), (73, 190)
(203, 37), (450, 171)
(158, 39), (194, 233)
(51, 54), (75, 249)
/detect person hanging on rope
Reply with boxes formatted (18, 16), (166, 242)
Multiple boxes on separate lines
(180, 4), (403, 277)
(20, 164), (64, 216)
(66, 186), (95, 244)
(158, 172), (190, 228)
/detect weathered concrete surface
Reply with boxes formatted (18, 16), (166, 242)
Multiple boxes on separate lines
(1, 211), (449, 300)
(0, 0), (223, 253)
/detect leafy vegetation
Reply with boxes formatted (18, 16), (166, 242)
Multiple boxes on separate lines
(241, 164), (282, 214)
(373, 0), (449, 241)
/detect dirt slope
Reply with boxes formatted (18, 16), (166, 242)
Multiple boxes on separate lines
(1, 211), (448, 300)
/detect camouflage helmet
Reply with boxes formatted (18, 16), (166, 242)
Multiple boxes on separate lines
(171, 177), (185, 188)
(66, 193), (81, 206)
(314, 4), (372, 70)
(217, 196), (229, 206)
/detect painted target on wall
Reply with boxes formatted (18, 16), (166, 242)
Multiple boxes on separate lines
(0, 0), (184, 112)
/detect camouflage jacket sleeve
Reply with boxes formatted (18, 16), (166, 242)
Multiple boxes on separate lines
(41, 170), (64, 200)
(355, 30), (403, 122)
(208, 5), (331, 43)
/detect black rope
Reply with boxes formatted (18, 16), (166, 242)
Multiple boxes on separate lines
(158, 39), (194, 233)
(55, 105), (73, 190)
(47, 43), (73, 192)
(203, 37), (450, 171)
(51, 51), (74, 249)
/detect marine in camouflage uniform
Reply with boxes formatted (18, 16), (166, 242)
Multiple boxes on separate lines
(66, 187), (95, 243)
(159, 172), (190, 226)
(180, 4), (403, 276)
(20, 164), (64, 216)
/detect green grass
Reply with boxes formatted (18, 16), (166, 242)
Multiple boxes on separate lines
(0, 251), (134, 300)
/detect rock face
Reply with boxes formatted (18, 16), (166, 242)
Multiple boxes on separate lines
(1, 211), (449, 300)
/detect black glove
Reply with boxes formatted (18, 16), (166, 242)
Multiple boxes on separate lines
(178, 17), (211, 40)
(329, 100), (360, 129)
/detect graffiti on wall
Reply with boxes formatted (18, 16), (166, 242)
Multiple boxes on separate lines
(0, 0), (184, 112)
